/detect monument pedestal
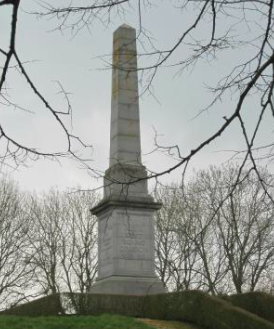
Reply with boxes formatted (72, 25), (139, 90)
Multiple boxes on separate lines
(90, 276), (164, 295)
(90, 197), (165, 295)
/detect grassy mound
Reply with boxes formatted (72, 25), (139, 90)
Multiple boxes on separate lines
(0, 314), (155, 329)
(2, 291), (274, 329)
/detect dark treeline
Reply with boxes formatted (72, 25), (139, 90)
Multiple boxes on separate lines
(0, 164), (273, 309)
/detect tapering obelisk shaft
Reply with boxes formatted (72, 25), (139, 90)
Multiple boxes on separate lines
(110, 24), (142, 166)
(103, 24), (148, 200)
(90, 25), (165, 296)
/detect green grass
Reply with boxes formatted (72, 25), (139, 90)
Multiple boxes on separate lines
(0, 314), (156, 329)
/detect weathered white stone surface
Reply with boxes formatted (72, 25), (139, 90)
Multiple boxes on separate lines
(104, 163), (149, 199)
(91, 276), (165, 295)
(91, 200), (165, 295)
(90, 24), (165, 295)
(110, 24), (141, 167)
(97, 208), (155, 279)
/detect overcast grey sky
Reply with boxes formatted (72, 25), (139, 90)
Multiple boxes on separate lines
(1, 1), (272, 192)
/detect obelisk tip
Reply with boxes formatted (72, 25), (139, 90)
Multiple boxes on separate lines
(114, 24), (136, 36)
(119, 23), (135, 29)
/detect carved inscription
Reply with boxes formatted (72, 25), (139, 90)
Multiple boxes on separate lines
(100, 220), (112, 268)
(120, 228), (148, 259)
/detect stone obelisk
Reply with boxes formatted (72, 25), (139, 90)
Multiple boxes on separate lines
(90, 24), (165, 295)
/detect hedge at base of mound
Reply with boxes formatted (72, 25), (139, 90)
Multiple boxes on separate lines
(140, 291), (274, 329)
(221, 292), (274, 324)
(62, 293), (142, 317)
(1, 291), (274, 329)
(0, 294), (64, 316)
(0, 293), (142, 318)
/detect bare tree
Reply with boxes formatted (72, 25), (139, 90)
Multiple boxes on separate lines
(27, 189), (65, 295)
(210, 166), (274, 293)
(28, 0), (274, 192)
(26, 188), (98, 299)
(60, 190), (98, 294)
(0, 176), (33, 309)
(155, 185), (204, 292)
(179, 178), (229, 295)
(155, 165), (274, 294)
(154, 186), (182, 290)
(0, 0), (92, 172)
(184, 165), (274, 294)
(1, 1), (273, 189)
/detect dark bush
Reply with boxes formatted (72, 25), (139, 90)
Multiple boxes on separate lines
(0, 294), (64, 316)
(223, 292), (274, 324)
(63, 293), (142, 317)
(140, 291), (274, 329)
